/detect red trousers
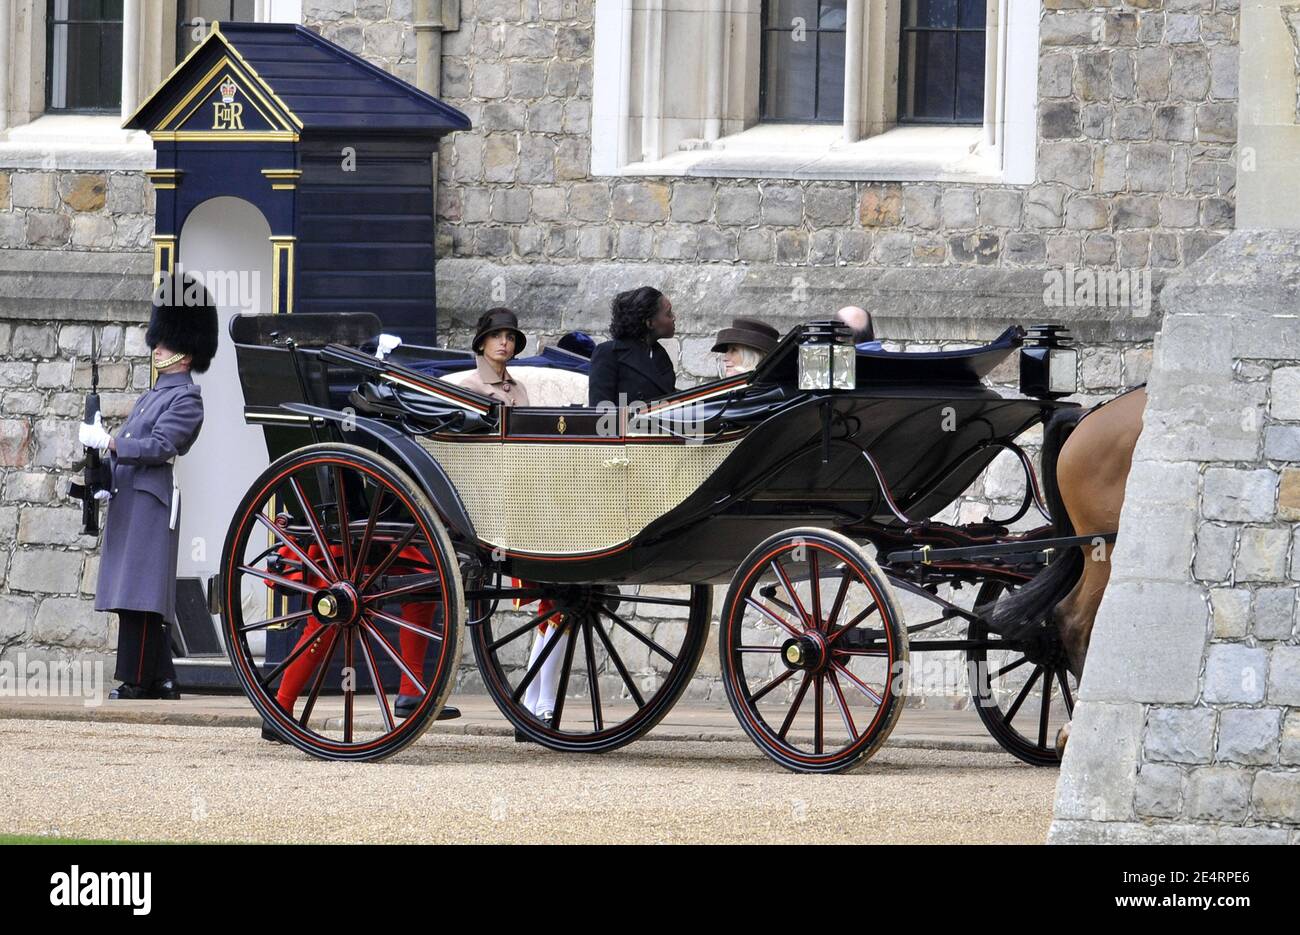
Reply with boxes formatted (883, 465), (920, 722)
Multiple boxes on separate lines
(274, 601), (438, 711)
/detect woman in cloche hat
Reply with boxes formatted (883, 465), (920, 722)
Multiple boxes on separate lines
(712, 316), (780, 378)
(78, 273), (217, 700)
(459, 307), (532, 406)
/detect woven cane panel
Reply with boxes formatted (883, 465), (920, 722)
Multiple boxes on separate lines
(419, 437), (739, 554)
(625, 440), (739, 536)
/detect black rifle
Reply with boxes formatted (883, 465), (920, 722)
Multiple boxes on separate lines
(69, 331), (110, 535)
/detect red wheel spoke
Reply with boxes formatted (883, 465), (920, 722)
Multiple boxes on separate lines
(828, 670), (858, 740)
(358, 524), (419, 593)
(288, 475), (340, 582)
(364, 575), (443, 605)
(352, 487), (387, 585)
(742, 597), (802, 639)
(343, 628), (355, 743)
(332, 466), (354, 577)
(749, 668), (795, 704)
(239, 564), (318, 597)
(809, 551), (823, 631)
(368, 607), (442, 643)
(826, 600), (879, 645)
(599, 607), (677, 664)
(259, 622), (335, 689)
(770, 558), (812, 628)
(777, 673), (812, 741)
(360, 616), (427, 696)
(831, 660), (883, 706)
(298, 627), (341, 729)
(239, 608), (312, 633)
(546, 624), (579, 730)
(252, 514), (332, 586)
(583, 618), (603, 732)
(814, 674), (824, 754)
(591, 615), (645, 708)
(357, 626), (395, 734)
(1004, 666), (1041, 725)
(824, 568), (851, 633)
(512, 619), (570, 703)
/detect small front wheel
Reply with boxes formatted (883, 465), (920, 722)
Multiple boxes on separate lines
(720, 528), (907, 774)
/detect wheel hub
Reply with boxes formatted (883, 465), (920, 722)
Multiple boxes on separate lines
(312, 581), (360, 625)
(781, 630), (828, 672)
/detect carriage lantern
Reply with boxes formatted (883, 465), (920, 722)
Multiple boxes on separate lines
(1019, 324), (1078, 399)
(798, 320), (857, 391)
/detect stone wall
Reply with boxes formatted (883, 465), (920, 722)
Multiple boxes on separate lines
(0, 308), (154, 668)
(411, 1), (1238, 313)
(0, 170), (155, 253)
(1051, 230), (1300, 844)
(303, 0), (419, 81)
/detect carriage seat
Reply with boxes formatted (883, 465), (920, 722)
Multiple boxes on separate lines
(439, 365), (589, 407)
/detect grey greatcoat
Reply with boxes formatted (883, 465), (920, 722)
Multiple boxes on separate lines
(94, 370), (204, 625)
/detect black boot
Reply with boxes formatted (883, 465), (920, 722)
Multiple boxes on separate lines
(260, 721), (285, 744)
(109, 682), (156, 700)
(150, 678), (181, 700)
(394, 694), (461, 720)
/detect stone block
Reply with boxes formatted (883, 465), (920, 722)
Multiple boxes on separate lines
(1209, 588), (1250, 638)
(1281, 711), (1300, 765)
(1268, 645), (1300, 705)
(1280, 469), (1300, 522)
(7, 548), (82, 595)
(1185, 766), (1251, 821)
(17, 507), (85, 546)
(1202, 468), (1277, 523)
(1144, 706), (1216, 764)
(1134, 762), (1183, 818)
(1038, 142), (1092, 189)
(0, 595), (35, 641)
(761, 185), (803, 227)
(59, 174), (107, 212)
(716, 187), (760, 227)
(1272, 367), (1300, 420)
(32, 595), (109, 650)
(1203, 643), (1268, 704)
(805, 186), (854, 228)
(1235, 526), (1290, 582)
(977, 189), (1022, 228)
(1252, 771), (1300, 823)
(1253, 587), (1296, 640)
(611, 182), (669, 223)
(1216, 707), (1281, 765)
(1054, 701), (1143, 821)
(1264, 425), (1300, 461)
(670, 182), (713, 224)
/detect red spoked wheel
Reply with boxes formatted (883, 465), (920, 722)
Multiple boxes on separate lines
(219, 443), (463, 761)
(720, 528), (908, 774)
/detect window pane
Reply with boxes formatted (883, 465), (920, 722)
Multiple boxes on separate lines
(763, 29), (817, 121)
(766, 0), (818, 29)
(901, 30), (956, 120)
(905, 0), (958, 28)
(959, 0), (986, 29)
(816, 30), (846, 121)
(955, 31), (985, 121)
(818, 0), (847, 30)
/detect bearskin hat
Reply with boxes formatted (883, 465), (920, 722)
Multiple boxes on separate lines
(147, 272), (219, 373)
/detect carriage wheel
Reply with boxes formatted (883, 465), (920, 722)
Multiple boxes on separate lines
(470, 582), (711, 752)
(719, 528), (908, 774)
(220, 443), (463, 762)
(966, 580), (1076, 766)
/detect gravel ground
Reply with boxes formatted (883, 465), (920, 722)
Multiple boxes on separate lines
(0, 718), (1057, 844)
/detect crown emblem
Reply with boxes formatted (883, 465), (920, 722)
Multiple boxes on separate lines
(556, 416), (567, 434)
(219, 77), (237, 103)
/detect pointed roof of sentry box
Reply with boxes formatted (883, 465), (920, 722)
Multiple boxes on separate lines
(124, 21), (470, 138)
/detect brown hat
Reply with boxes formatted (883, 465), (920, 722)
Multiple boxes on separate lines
(711, 316), (780, 355)
(472, 307), (527, 356)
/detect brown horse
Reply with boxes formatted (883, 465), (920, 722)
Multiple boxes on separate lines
(988, 386), (1147, 751)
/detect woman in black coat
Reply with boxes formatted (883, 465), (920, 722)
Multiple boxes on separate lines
(587, 286), (677, 408)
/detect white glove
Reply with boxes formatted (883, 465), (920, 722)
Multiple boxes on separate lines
(94, 489), (113, 501)
(375, 333), (402, 360)
(78, 412), (111, 453)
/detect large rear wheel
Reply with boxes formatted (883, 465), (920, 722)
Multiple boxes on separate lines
(220, 443), (464, 761)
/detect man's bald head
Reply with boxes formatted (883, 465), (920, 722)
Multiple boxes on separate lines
(836, 306), (874, 343)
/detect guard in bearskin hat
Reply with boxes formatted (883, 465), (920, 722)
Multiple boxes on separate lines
(79, 273), (218, 700)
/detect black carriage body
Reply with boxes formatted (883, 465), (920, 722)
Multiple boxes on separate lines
(231, 316), (1072, 586)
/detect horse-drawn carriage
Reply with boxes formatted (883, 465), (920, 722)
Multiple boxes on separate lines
(219, 312), (1092, 772)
